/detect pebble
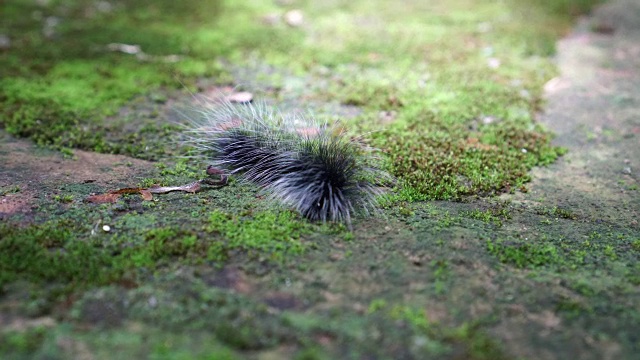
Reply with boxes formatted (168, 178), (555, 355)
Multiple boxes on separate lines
(284, 10), (304, 27)
(487, 57), (501, 69)
(227, 91), (253, 104)
(0, 34), (10, 50)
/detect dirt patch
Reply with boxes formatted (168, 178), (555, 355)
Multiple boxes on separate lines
(507, 0), (640, 229)
(0, 132), (156, 217)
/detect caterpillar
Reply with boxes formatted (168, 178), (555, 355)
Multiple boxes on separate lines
(182, 96), (387, 225)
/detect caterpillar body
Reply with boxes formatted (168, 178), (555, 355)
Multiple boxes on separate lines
(183, 97), (386, 224)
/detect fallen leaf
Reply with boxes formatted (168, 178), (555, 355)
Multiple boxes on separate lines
(140, 189), (153, 201)
(112, 188), (149, 195)
(85, 187), (151, 203)
(85, 193), (121, 204)
(84, 167), (228, 204)
(148, 181), (201, 194)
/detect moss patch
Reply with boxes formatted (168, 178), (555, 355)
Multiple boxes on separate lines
(0, 0), (296, 156)
(0, 221), (116, 290)
(1, 276), (509, 360)
(6, 0), (637, 359)
(1, 0), (600, 198)
(0, 205), (310, 294)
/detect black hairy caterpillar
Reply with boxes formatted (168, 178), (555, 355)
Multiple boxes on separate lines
(182, 97), (387, 224)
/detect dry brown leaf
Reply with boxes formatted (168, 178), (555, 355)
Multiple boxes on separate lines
(84, 167), (227, 204)
(85, 193), (121, 204)
(148, 181), (201, 194)
(85, 187), (151, 203)
(112, 188), (147, 195)
(140, 189), (153, 201)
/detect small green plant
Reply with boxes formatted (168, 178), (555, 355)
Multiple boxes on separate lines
(551, 206), (577, 220)
(437, 211), (459, 228)
(0, 185), (21, 196)
(365, 301), (507, 359)
(157, 160), (200, 178)
(0, 327), (48, 356)
(138, 177), (161, 188)
(207, 210), (309, 262)
(486, 239), (561, 268)
(463, 208), (508, 227)
(53, 194), (74, 203)
(431, 259), (450, 294)
(0, 222), (118, 288)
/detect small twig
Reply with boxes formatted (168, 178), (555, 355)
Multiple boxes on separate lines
(85, 165), (228, 203)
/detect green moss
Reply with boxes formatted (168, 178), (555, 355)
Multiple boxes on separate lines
(486, 238), (561, 268)
(517, 0), (606, 17)
(207, 210), (309, 262)
(0, 327), (48, 357)
(555, 296), (592, 318)
(536, 206), (578, 220)
(0, 185), (21, 196)
(2, 60), (171, 116)
(431, 259), (451, 294)
(0, 325), (240, 360)
(435, 211), (460, 229)
(53, 194), (74, 203)
(0, 221), (119, 290)
(156, 159), (200, 178)
(463, 206), (511, 227)
(113, 209), (311, 267)
(0, 0), (296, 157)
(1, 0), (600, 199)
(4, 282), (509, 359)
(485, 228), (640, 276)
(369, 110), (566, 200)
(627, 264), (640, 285)
(1, 0), (635, 358)
(295, 0), (583, 200)
(366, 302), (508, 359)
(122, 227), (203, 267)
(0, 206), (310, 293)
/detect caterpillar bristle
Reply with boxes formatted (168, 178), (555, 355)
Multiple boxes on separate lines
(182, 97), (386, 225)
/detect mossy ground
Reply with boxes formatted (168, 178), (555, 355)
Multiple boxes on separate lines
(2, 0), (639, 359)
